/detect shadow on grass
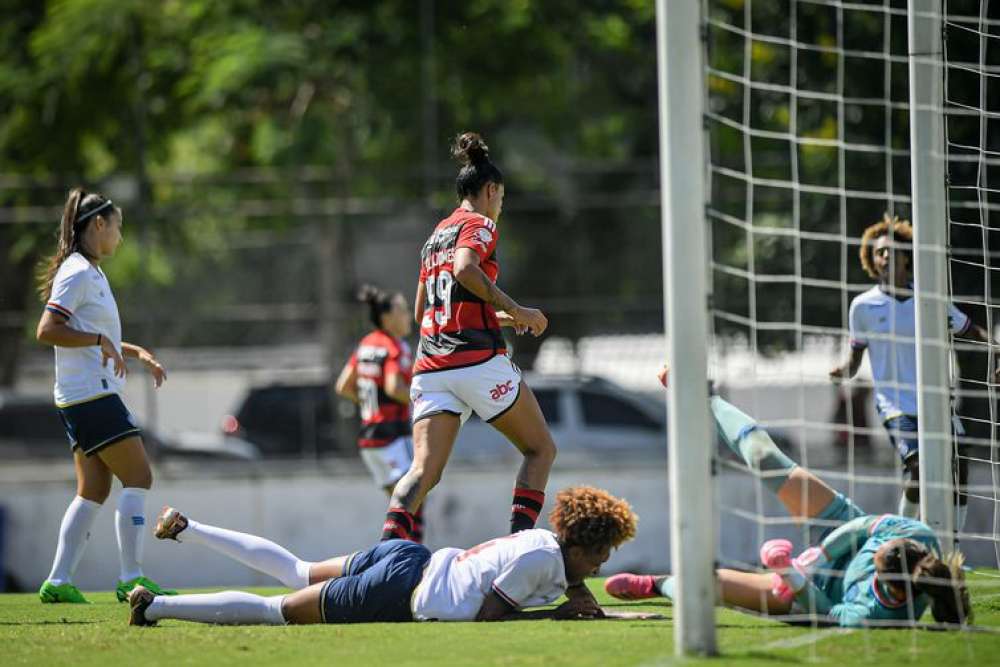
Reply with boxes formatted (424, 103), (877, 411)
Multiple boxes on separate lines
(0, 620), (98, 626)
(732, 652), (805, 663)
(601, 601), (670, 610)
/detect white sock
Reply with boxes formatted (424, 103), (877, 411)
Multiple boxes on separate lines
(656, 576), (675, 600)
(47, 496), (102, 585)
(145, 591), (286, 625)
(898, 494), (920, 519)
(955, 504), (968, 534)
(181, 519), (312, 589)
(116, 487), (147, 581)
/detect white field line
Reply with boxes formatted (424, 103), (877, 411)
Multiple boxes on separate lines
(759, 628), (856, 650)
(635, 628), (856, 665)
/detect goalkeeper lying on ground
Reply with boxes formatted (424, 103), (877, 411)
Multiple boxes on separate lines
(127, 486), (639, 626)
(605, 367), (971, 628)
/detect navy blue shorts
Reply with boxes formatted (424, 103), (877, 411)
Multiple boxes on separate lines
(883, 415), (920, 462)
(57, 394), (141, 457)
(319, 540), (431, 624)
(883, 414), (966, 466)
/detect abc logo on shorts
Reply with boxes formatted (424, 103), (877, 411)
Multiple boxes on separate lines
(490, 381), (514, 401)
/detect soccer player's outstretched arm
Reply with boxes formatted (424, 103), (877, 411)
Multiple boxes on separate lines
(951, 305), (1000, 378)
(453, 248), (547, 336)
(121, 342), (168, 388)
(830, 347), (865, 382)
(775, 517), (880, 619)
(817, 515), (880, 561)
(475, 592), (602, 621)
(827, 601), (870, 627)
(335, 359), (359, 403)
(830, 298), (867, 382)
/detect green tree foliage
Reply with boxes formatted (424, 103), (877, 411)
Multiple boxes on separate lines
(1, 0), (994, 385)
(1, 0), (664, 377)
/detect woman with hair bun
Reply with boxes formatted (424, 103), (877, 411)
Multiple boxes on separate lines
(379, 132), (558, 543)
(35, 187), (175, 604)
(335, 285), (424, 541)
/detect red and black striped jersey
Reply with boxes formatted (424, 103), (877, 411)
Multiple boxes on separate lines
(347, 330), (412, 448)
(414, 208), (505, 374)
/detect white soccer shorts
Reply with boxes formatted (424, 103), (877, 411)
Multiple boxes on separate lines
(359, 436), (414, 488)
(410, 354), (523, 424)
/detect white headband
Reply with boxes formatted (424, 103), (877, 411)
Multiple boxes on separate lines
(75, 199), (113, 225)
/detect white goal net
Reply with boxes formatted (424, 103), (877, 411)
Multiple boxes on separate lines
(695, 0), (1000, 629)
(944, 0), (1000, 568)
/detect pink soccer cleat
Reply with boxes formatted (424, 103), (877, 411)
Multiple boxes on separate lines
(604, 573), (658, 600)
(759, 539), (793, 570)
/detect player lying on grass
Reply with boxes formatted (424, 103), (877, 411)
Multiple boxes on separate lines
(127, 486), (637, 626)
(605, 368), (971, 628)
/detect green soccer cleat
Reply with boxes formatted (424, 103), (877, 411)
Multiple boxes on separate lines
(116, 576), (177, 603)
(39, 580), (90, 604)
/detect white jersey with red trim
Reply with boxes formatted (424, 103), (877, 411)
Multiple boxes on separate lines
(46, 252), (124, 406)
(411, 529), (567, 621)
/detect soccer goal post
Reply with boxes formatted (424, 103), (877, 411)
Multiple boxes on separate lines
(909, 0), (955, 549)
(657, 0), (718, 656)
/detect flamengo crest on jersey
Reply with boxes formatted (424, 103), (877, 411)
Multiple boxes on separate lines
(415, 208), (505, 374)
(46, 252), (125, 406)
(411, 529), (568, 621)
(348, 330), (412, 448)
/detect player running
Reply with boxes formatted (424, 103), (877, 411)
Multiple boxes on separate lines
(335, 285), (425, 541)
(605, 369), (972, 628)
(379, 132), (556, 542)
(126, 486), (637, 626)
(830, 214), (994, 530)
(35, 188), (175, 604)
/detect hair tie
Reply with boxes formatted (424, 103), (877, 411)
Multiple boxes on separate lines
(75, 200), (113, 226)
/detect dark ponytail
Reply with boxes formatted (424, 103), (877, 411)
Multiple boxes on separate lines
(914, 552), (972, 626)
(37, 188), (118, 301)
(358, 284), (395, 330)
(451, 132), (503, 199)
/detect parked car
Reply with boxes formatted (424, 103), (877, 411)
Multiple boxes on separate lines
(0, 392), (79, 459)
(220, 374), (796, 466)
(0, 392), (254, 461)
(222, 383), (344, 458)
(449, 374), (668, 465)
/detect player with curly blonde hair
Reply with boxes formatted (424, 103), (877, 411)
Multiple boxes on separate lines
(127, 486), (639, 627)
(830, 213), (995, 529)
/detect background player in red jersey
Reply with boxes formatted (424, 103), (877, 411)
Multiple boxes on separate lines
(380, 132), (557, 542)
(336, 285), (426, 542)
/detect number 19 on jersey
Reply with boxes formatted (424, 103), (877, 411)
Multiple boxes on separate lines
(426, 271), (454, 326)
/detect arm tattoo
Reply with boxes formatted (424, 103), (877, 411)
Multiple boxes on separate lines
(478, 272), (518, 312)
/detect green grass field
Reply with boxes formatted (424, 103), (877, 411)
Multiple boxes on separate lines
(4, 573), (1000, 666)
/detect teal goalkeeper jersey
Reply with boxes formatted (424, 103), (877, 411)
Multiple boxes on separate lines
(804, 515), (939, 627)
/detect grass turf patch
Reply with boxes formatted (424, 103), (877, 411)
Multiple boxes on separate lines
(2, 572), (999, 666)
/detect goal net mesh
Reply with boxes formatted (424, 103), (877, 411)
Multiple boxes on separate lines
(701, 0), (1000, 626)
